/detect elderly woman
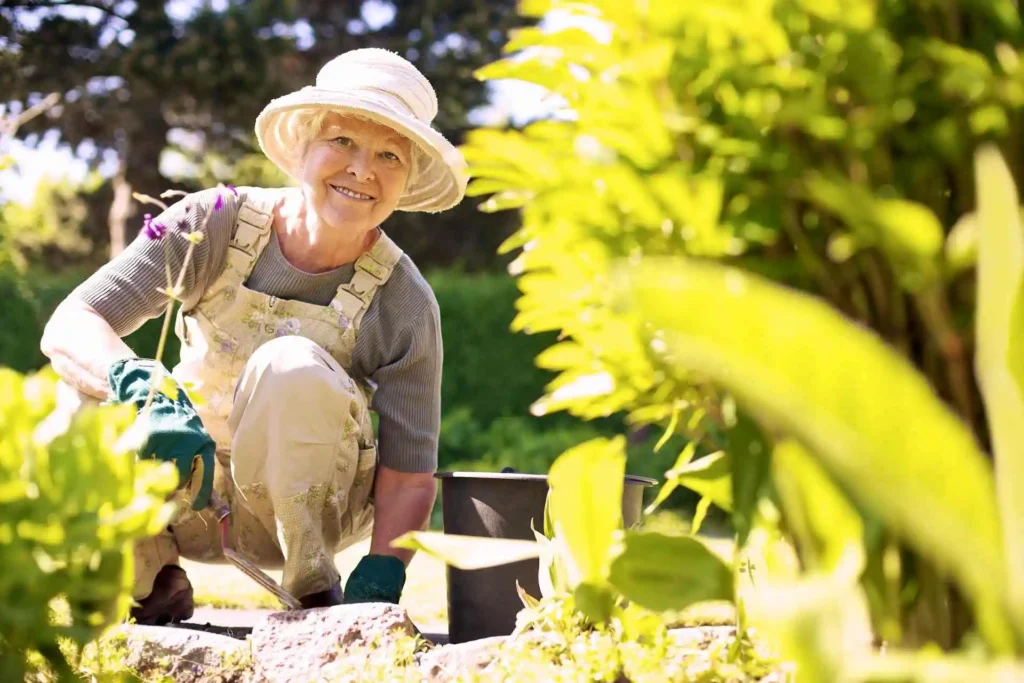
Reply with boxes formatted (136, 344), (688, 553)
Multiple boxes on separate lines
(40, 48), (467, 623)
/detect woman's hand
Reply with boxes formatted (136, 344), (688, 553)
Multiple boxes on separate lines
(342, 466), (436, 604)
(42, 297), (216, 510)
(108, 358), (217, 510)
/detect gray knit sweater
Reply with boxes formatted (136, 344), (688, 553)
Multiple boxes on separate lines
(73, 187), (442, 473)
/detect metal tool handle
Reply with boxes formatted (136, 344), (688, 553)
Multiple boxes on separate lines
(209, 491), (302, 610)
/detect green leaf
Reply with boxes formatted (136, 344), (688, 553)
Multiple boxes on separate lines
(873, 198), (945, 271)
(532, 525), (570, 597)
(609, 532), (733, 612)
(479, 191), (532, 213)
(180, 380), (205, 407)
(643, 440), (696, 515)
(516, 581), (540, 610)
(573, 581), (616, 624)
(391, 531), (539, 570)
(729, 410), (769, 547)
(618, 257), (1011, 642)
(974, 144), (1024, 635)
(466, 178), (522, 198)
(945, 211), (977, 275)
(547, 437), (626, 584)
(157, 375), (179, 401)
(690, 497), (713, 535)
(772, 439), (864, 575)
(674, 450), (732, 512)
(745, 572), (869, 683)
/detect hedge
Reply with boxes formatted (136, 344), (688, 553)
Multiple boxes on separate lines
(0, 266), (695, 511)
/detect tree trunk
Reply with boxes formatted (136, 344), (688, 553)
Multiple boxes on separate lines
(107, 169), (132, 258)
(110, 103), (170, 250)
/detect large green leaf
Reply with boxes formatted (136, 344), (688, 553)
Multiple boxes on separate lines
(392, 532), (540, 570)
(608, 531), (733, 612)
(547, 437), (626, 584)
(974, 144), (1024, 635)
(772, 440), (864, 575)
(617, 257), (1012, 644)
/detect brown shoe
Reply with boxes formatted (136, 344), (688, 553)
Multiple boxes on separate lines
(298, 583), (343, 609)
(130, 565), (195, 625)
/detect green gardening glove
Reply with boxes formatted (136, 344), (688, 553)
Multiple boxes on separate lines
(342, 555), (407, 604)
(107, 358), (216, 511)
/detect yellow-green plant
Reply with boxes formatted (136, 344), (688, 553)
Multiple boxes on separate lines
(0, 368), (178, 681)
(397, 0), (1024, 678)
(454, 0), (1024, 655)
(608, 143), (1024, 679)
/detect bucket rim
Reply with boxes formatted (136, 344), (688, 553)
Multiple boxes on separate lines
(434, 471), (658, 487)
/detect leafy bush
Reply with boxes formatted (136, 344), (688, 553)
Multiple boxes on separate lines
(438, 0), (1024, 678)
(430, 269), (560, 426)
(0, 367), (177, 681)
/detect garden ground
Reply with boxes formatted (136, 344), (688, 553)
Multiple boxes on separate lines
(181, 529), (741, 634)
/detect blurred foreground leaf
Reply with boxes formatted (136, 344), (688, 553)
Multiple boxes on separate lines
(772, 440), (864, 576)
(617, 257), (1013, 647)
(974, 144), (1024, 636)
(547, 437), (626, 585)
(608, 531), (733, 612)
(392, 532), (539, 570)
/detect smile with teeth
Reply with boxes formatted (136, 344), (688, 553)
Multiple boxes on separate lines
(330, 184), (375, 201)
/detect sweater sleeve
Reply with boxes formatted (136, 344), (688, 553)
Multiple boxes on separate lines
(370, 301), (443, 473)
(73, 188), (237, 336)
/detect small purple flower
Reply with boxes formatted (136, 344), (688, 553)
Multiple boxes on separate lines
(142, 213), (167, 240)
(338, 313), (350, 330)
(274, 318), (301, 338)
(219, 339), (236, 353)
(212, 185), (237, 212)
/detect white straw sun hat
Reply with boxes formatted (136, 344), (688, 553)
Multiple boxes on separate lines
(255, 48), (468, 213)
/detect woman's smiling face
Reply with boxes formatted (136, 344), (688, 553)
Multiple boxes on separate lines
(299, 111), (413, 234)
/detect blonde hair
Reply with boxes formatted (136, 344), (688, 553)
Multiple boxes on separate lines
(290, 109), (422, 189)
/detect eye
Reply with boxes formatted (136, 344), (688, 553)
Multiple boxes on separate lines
(330, 136), (353, 146)
(380, 150), (402, 163)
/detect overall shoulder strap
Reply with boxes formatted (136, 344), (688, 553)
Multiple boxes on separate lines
(225, 189), (277, 278)
(331, 230), (405, 330)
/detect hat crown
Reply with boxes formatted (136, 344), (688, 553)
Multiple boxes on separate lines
(315, 48), (438, 123)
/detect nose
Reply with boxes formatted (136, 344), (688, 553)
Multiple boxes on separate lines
(345, 149), (375, 183)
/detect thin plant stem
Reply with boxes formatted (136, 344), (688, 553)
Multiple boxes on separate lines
(137, 193), (215, 414)
(913, 287), (976, 432)
(780, 204), (846, 308)
(140, 298), (176, 414)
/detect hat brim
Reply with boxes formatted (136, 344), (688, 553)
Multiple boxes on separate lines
(255, 89), (468, 213)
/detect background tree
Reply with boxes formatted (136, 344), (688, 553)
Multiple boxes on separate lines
(0, 0), (528, 268)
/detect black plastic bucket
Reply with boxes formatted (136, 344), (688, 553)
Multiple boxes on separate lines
(434, 470), (657, 643)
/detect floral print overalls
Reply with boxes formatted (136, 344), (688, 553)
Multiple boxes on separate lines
(134, 188), (404, 599)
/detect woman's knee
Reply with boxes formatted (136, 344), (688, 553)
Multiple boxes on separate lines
(244, 337), (351, 396)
